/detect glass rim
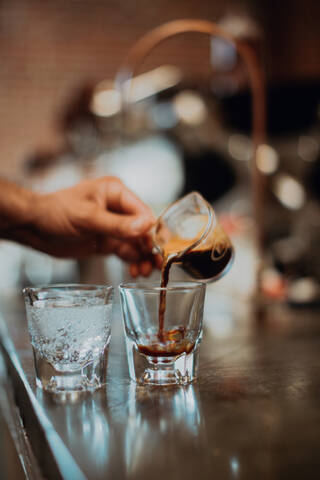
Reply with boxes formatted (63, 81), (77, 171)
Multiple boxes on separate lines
(152, 191), (216, 256)
(119, 281), (206, 292)
(23, 283), (113, 296)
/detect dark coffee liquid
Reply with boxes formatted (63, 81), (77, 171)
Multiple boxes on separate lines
(158, 255), (174, 342)
(157, 245), (233, 342)
(138, 341), (195, 357)
(181, 246), (233, 280)
(138, 327), (195, 358)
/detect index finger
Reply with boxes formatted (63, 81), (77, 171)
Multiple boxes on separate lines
(97, 177), (154, 218)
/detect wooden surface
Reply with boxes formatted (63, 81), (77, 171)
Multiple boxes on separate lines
(0, 290), (320, 479)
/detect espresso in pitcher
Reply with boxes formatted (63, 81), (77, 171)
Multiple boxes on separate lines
(179, 223), (233, 280)
(181, 247), (233, 279)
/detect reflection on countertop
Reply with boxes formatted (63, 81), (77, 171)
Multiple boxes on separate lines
(0, 289), (320, 479)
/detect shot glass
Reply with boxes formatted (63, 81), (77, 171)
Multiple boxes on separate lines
(23, 284), (113, 393)
(119, 282), (206, 386)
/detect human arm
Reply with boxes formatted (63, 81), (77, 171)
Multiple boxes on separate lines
(0, 176), (161, 277)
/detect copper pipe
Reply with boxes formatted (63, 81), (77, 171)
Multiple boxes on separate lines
(116, 19), (266, 254)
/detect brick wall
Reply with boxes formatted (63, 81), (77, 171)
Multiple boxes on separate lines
(0, 0), (318, 178)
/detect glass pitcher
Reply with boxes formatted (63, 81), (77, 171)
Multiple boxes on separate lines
(152, 191), (234, 282)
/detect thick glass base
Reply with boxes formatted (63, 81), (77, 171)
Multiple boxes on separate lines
(33, 347), (108, 393)
(126, 338), (199, 386)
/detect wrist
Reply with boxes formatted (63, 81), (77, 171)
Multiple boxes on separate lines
(0, 179), (41, 234)
(15, 188), (41, 227)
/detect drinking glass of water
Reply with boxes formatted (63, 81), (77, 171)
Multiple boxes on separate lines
(23, 284), (113, 394)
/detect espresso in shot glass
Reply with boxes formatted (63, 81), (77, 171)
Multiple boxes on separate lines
(120, 282), (206, 386)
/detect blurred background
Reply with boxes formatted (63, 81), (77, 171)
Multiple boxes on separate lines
(0, 3), (319, 478)
(0, 0), (319, 309)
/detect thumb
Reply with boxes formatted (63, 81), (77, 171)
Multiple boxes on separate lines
(90, 211), (155, 238)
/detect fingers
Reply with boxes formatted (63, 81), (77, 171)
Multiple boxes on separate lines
(139, 260), (153, 277)
(128, 248), (162, 278)
(104, 236), (162, 277)
(11, 224), (161, 280)
(53, 237), (151, 262)
(95, 177), (155, 218)
(93, 177), (156, 239)
(98, 237), (144, 262)
(129, 260), (154, 278)
(129, 263), (139, 278)
(89, 210), (154, 239)
(59, 176), (156, 240)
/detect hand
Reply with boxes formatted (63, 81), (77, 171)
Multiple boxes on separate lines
(3, 176), (162, 277)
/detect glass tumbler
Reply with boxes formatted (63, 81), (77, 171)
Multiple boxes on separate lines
(152, 191), (234, 282)
(119, 282), (206, 386)
(23, 284), (113, 393)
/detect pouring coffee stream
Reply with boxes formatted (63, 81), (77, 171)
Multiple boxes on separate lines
(153, 192), (234, 343)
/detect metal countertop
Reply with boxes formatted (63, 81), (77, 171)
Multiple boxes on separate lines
(1, 291), (320, 479)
